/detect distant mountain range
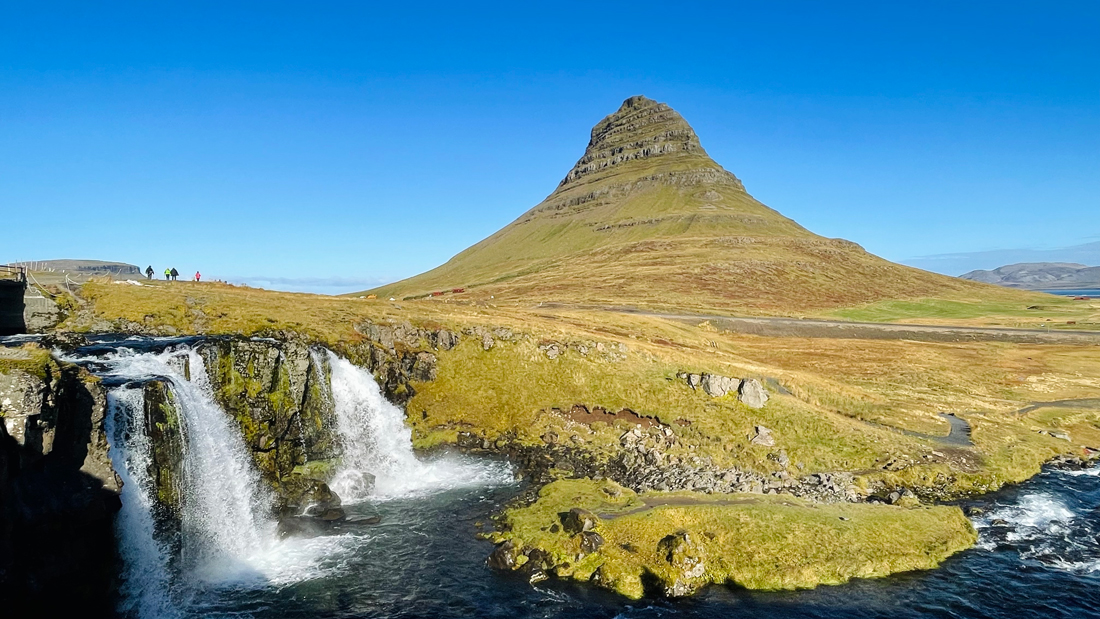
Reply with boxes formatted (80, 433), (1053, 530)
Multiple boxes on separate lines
(905, 241), (1100, 276)
(960, 262), (1100, 289)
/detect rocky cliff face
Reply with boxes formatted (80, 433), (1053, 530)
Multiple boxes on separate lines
(0, 354), (119, 615)
(555, 95), (735, 189)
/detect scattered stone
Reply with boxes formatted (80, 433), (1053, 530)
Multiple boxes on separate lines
(749, 425), (775, 447)
(561, 507), (600, 534)
(432, 329), (459, 350)
(579, 531), (605, 554)
(539, 342), (563, 359)
(738, 378), (769, 409)
(701, 374), (740, 397)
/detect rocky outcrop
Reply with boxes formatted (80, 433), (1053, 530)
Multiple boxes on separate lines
(185, 323), (452, 509)
(738, 378), (769, 409)
(679, 372), (769, 408)
(656, 530), (708, 597)
(142, 380), (184, 523)
(0, 354), (119, 615)
(198, 337), (339, 492)
(555, 95), (741, 191)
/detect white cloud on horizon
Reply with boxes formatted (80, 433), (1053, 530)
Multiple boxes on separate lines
(214, 274), (395, 295)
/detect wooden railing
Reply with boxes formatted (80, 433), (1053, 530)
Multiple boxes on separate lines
(0, 265), (27, 283)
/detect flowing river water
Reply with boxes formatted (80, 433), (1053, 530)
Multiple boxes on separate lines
(54, 338), (1100, 618)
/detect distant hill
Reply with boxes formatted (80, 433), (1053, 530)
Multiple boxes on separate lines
(960, 262), (1100, 289)
(905, 241), (1100, 275)
(11, 260), (142, 286)
(13, 260), (141, 275)
(368, 95), (1012, 314)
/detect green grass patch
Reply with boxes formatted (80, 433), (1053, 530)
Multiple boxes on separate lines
(493, 479), (976, 598)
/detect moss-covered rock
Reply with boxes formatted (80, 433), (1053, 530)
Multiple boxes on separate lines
(142, 380), (184, 522)
(489, 478), (976, 599)
(198, 338), (339, 485)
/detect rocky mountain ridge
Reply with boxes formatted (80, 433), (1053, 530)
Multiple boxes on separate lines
(961, 262), (1100, 289)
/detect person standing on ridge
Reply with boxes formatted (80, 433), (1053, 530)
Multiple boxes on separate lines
(164, 267), (171, 281)
(195, 271), (201, 282)
(145, 265), (154, 279)
(170, 267), (179, 281)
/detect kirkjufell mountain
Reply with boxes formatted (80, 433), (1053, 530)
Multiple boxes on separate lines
(370, 95), (996, 313)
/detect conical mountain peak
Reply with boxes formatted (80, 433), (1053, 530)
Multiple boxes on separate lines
(369, 96), (983, 314)
(558, 95), (708, 187)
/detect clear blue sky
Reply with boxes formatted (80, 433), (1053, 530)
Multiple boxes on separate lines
(2, 1), (1097, 292)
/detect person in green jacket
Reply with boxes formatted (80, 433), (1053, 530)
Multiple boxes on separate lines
(164, 268), (171, 281)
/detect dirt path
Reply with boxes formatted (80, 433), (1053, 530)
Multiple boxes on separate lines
(616, 310), (1100, 345)
(599, 495), (782, 520)
(1016, 398), (1100, 415)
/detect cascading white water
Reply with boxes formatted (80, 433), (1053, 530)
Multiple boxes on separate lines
(171, 349), (274, 582)
(324, 350), (512, 501)
(106, 387), (179, 619)
(89, 347), (356, 615)
(67, 342), (512, 617)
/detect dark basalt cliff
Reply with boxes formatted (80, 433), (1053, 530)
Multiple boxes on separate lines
(0, 357), (119, 615)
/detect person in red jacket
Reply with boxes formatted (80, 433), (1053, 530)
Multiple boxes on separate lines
(195, 271), (201, 282)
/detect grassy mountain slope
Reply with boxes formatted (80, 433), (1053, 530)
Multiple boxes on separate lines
(368, 95), (1016, 314)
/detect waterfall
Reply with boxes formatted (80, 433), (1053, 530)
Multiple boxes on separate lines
(324, 350), (512, 501)
(66, 341), (512, 617)
(90, 347), (353, 615)
(106, 387), (178, 619)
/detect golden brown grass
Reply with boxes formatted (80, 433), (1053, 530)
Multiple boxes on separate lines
(72, 281), (1100, 496)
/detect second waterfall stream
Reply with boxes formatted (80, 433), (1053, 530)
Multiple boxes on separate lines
(77, 342), (511, 619)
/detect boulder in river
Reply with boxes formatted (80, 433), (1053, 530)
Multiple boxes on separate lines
(487, 540), (521, 570)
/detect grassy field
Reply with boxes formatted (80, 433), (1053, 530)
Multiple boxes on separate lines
(825, 296), (1100, 330)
